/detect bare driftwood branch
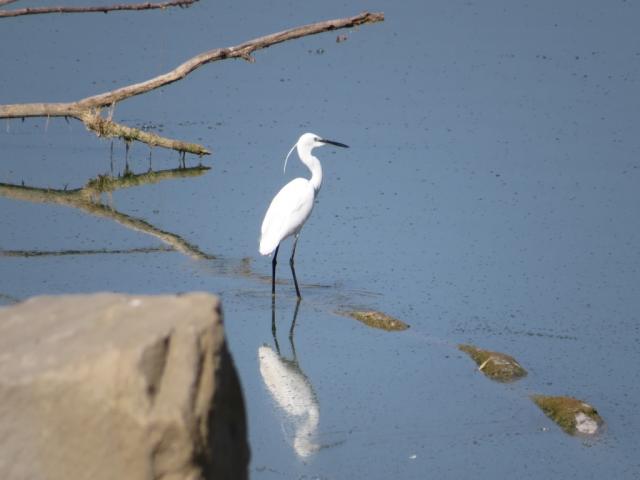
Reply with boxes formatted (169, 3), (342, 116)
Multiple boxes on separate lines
(0, 11), (384, 154)
(0, 0), (197, 18)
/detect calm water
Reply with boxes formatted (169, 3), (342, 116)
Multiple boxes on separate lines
(2, 1), (640, 478)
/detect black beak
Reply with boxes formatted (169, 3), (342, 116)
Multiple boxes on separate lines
(320, 138), (349, 148)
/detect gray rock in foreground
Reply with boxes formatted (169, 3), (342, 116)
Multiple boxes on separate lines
(0, 292), (249, 480)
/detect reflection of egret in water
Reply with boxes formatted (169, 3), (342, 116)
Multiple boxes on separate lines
(258, 299), (320, 458)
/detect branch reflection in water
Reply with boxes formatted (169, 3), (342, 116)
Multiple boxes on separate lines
(258, 299), (320, 458)
(0, 166), (213, 260)
(0, 246), (173, 258)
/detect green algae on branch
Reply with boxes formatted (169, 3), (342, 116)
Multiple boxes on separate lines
(81, 113), (211, 156)
(341, 310), (409, 332)
(531, 395), (603, 436)
(458, 344), (527, 382)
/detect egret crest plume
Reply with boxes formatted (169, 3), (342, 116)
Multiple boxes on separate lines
(283, 141), (298, 174)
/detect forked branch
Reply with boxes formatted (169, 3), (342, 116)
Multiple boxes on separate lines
(0, 12), (384, 155)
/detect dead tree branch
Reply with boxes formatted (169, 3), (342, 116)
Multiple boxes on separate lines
(0, 11), (384, 155)
(0, 0), (197, 18)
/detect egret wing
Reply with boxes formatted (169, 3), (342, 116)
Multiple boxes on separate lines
(259, 178), (315, 255)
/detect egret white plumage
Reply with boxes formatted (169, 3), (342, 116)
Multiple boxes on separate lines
(259, 132), (349, 297)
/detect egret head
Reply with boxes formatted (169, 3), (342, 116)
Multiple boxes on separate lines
(284, 132), (349, 173)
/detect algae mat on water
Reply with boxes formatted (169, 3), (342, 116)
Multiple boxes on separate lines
(458, 344), (527, 382)
(340, 310), (410, 332)
(531, 395), (603, 436)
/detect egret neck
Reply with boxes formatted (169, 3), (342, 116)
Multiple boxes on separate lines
(297, 143), (322, 193)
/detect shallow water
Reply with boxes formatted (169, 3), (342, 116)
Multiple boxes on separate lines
(2, 1), (640, 478)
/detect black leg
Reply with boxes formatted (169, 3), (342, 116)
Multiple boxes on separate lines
(271, 245), (279, 296)
(290, 235), (301, 298)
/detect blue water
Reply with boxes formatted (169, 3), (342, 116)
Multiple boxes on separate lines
(2, 1), (640, 478)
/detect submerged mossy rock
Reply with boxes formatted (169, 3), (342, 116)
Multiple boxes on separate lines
(458, 344), (527, 382)
(531, 395), (603, 435)
(341, 310), (409, 331)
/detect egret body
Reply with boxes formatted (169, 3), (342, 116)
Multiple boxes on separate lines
(259, 132), (348, 297)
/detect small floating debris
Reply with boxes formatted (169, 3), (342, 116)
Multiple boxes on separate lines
(531, 395), (603, 435)
(340, 310), (409, 332)
(458, 344), (527, 382)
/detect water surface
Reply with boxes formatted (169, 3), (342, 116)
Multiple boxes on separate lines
(1, 1), (640, 478)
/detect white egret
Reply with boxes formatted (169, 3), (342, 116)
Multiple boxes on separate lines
(259, 132), (349, 297)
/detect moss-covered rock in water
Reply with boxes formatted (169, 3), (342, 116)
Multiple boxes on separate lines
(341, 310), (409, 332)
(531, 395), (603, 435)
(458, 344), (527, 382)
